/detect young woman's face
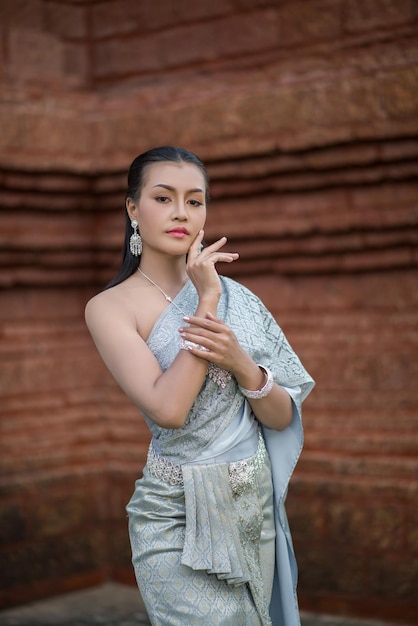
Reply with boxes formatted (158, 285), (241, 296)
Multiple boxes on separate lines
(128, 161), (207, 256)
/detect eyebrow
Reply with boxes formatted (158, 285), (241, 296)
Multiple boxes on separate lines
(152, 184), (204, 194)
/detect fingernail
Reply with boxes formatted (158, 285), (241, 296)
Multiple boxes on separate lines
(183, 316), (190, 322)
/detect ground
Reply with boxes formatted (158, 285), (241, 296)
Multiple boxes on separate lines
(0, 583), (411, 626)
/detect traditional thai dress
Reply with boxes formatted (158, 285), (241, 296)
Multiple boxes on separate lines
(126, 276), (314, 626)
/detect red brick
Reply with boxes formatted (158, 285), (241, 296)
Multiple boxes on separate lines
(234, 0), (276, 7)
(93, 35), (162, 78)
(378, 67), (418, 119)
(351, 180), (418, 208)
(62, 42), (90, 86)
(23, 111), (93, 158)
(90, 0), (139, 38)
(405, 507), (418, 554)
(287, 496), (327, 545)
(93, 9), (278, 78)
(368, 554), (418, 599)
(91, 0), (235, 38)
(8, 28), (64, 81)
(345, 0), (417, 32)
(32, 491), (94, 538)
(298, 452), (418, 481)
(0, 288), (89, 321)
(0, 214), (89, 249)
(327, 501), (404, 552)
(0, 531), (107, 594)
(298, 546), (367, 596)
(0, 502), (27, 543)
(0, 109), (26, 151)
(278, 0), (343, 45)
(0, 0), (43, 31)
(44, 1), (87, 40)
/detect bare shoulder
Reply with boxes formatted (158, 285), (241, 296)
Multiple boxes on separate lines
(85, 284), (135, 331)
(85, 276), (169, 343)
(85, 287), (115, 317)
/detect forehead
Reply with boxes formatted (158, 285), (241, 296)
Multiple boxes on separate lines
(143, 161), (206, 190)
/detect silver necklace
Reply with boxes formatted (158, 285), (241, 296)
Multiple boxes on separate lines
(137, 267), (186, 315)
(137, 267), (232, 388)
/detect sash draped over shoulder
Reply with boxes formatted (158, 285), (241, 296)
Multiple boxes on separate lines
(128, 276), (314, 626)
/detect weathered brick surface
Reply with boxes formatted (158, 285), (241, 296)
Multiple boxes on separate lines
(8, 28), (64, 82)
(0, 0), (417, 622)
(267, 269), (418, 621)
(0, 285), (148, 607)
(1, 0), (418, 169)
(0, 0), (44, 31)
(345, 0), (417, 32)
(94, 9), (279, 78)
(278, 0), (344, 44)
(44, 2), (87, 40)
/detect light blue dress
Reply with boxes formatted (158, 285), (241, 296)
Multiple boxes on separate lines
(126, 277), (314, 625)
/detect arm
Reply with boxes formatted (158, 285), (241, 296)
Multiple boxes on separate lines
(85, 296), (208, 429)
(230, 350), (293, 430)
(85, 232), (239, 429)
(178, 312), (293, 431)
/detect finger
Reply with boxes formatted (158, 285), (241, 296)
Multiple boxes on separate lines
(206, 312), (222, 324)
(180, 339), (212, 357)
(179, 327), (212, 347)
(199, 236), (228, 255)
(188, 229), (205, 258)
(181, 316), (223, 332)
(208, 252), (239, 264)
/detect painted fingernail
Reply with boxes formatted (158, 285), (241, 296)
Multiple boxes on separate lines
(183, 316), (190, 322)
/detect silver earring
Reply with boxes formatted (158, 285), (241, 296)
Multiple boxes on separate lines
(129, 220), (142, 256)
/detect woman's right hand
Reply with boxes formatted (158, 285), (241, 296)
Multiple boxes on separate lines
(186, 230), (239, 302)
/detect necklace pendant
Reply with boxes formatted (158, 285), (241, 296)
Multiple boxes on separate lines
(165, 295), (172, 302)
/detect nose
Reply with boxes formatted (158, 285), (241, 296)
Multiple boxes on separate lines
(172, 198), (188, 220)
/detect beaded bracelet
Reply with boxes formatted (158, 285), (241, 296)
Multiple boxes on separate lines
(180, 339), (210, 352)
(239, 365), (274, 399)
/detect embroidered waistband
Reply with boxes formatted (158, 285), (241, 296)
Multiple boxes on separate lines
(146, 431), (267, 495)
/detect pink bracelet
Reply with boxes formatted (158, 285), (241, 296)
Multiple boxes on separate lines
(239, 365), (274, 399)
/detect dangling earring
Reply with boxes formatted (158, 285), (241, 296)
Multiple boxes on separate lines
(129, 220), (142, 256)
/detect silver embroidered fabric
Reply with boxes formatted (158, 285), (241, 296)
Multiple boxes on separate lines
(228, 432), (267, 496)
(128, 276), (314, 626)
(146, 430), (266, 494)
(144, 277), (314, 464)
(127, 456), (275, 626)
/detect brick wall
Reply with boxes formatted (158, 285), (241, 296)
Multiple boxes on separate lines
(245, 271), (418, 623)
(0, 0), (417, 622)
(0, 285), (151, 605)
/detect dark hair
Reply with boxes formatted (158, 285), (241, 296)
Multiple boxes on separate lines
(105, 146), (209, 289)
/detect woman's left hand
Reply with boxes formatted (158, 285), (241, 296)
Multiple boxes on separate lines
(179, 312), (293, 430)
(178, 312), (245, 374)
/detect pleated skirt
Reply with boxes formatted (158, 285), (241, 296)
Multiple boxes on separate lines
(126, 453), (276, 626)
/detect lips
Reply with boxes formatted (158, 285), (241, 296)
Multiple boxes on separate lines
(167, 227), (189, 236)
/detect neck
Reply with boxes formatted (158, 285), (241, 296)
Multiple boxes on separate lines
(138, 251), (188, 291)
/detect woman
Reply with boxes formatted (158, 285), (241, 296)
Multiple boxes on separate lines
(85, 146), (314, 626)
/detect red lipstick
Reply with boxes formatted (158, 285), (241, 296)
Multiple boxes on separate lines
(167, 227), (189, 237)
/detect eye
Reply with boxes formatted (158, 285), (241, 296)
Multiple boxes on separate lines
(188, 199), (203, 207)
(155, 195), (170, 203)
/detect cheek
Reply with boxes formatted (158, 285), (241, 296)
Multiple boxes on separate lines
(138, 208), (158, 230)
(198, 208), (207, 225)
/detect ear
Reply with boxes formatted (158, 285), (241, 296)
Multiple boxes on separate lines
(126, 197), (138, 222)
